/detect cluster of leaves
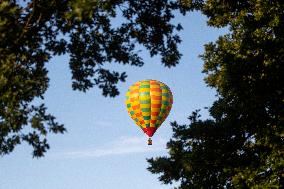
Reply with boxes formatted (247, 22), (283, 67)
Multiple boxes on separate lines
(0, 0), (196, 157)
(148, 0), (284, 188)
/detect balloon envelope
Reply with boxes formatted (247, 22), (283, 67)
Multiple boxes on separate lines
(125, 80), (173, 137)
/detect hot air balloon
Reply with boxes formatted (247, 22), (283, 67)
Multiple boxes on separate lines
(125, 80), (173, 145)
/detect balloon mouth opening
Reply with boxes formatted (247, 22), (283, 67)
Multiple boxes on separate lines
(148, 138), (152, 145)
(142, 127), (157, 137)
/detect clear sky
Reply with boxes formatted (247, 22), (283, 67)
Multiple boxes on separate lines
(0, 11), (227, 189)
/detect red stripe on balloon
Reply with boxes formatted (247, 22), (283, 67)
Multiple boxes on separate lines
(151, 112), (159, 116)
(151, 120), (157, 124)
(151, 104), (161, 108)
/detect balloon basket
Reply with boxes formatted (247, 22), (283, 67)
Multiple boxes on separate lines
(148, 138), (152, 145)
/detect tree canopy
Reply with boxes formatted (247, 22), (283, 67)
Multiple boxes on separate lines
(148, 0), (284, 188)
(0, 0), (199, 157)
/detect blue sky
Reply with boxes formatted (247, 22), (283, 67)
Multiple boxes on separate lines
(0, 11), (227, 189)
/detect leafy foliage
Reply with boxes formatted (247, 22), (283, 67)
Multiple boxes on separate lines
(0, 0), (194, 157)
(148, 0), (284, 188)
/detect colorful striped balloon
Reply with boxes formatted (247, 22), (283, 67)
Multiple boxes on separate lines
(125, 80), (173, 145)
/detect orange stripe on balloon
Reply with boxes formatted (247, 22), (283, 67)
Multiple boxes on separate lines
(135, 112), (143, 117)
(130, 97), (139, 102)
(150, 81), (160, 87)
(132, 104), (140, 110)
(151, 95), (161, 100)
(150, 88), (161, 92)
(130, 89), (139, 94)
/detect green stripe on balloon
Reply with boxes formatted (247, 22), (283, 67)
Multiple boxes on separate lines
(140, 99), (151, 104)
(161, 86), (168, 90)
(139, 92), (150, 95)
(143, 116), (151, 120)
(162, 100), (169, 105)
(140, 85), (150, 88)
(160, 109), (166, 113)
(162, 93), (169, 97)
(141, 108), (150, 112)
